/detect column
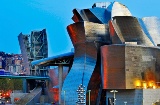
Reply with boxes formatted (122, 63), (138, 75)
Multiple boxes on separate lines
(58, 64), (63, 105)
(22, 78), (28, 93)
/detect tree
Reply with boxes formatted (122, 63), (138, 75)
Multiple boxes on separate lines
(0, 78), (22, 92)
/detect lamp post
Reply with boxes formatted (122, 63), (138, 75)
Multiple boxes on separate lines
(124, 101), (127, 105)
(88, 90), (91, 105)
(110, 90), (118, 105)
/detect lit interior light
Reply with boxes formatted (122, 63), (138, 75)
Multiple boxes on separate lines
(134, 79), (141, 88)
(153, 85), (156, 89)
(136, 80), (141, 87)
(143, 82), (147, 89)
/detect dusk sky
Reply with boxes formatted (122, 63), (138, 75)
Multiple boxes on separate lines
(0, 0), (160, 56)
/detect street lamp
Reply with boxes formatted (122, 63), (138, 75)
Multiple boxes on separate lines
(110, 90), (118, 105)
(88, 90), (91, 105)
(124, 101), (127, 105)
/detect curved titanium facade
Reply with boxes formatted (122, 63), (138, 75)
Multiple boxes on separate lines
(101, 45), (125, 89)
(111, 2), (132, 18)
(51, 1), (160, 105)
(142, 17), (160, 46)
(62, 20), (110, 104)
(112, 16), (154, 46)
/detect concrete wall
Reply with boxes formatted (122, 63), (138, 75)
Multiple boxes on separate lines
(10, 92), (27, 104)
(26, 90), (41, 105)
(106, 89), (142, 105)
(143, 89), (160, 105)
(106, 89), (160, 105)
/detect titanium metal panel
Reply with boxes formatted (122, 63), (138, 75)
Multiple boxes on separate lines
(138, 18), (155, 46)
(73, 8), (109, 24)
(101, 45), (125, 89)
(92, 2), (111, 8)
(112, 16), (154, 46)
(111, 2), (132, 18)
(82, 9), (102, 24)
(89, 8), (111, 24)
(72, 3), (112, 24)
(62, 21), (110, 104)
(108, 20), (122, 44)
(72, 9), (84, 22)
(84, 21), (110, 44)
(68, 21), (111, 46)
(142, 17), (160, 46)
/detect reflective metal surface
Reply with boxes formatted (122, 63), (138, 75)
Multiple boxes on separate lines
(72, 4), (112, 24)
(31, 52), (74, 66)
(62, 20), (110, 104)
(61, 1), (159, 104)
(92, 2), (111, 8)
(111, 2), (132, 18)
(142, 17), (160, 46)
(112, 16), (154, 46)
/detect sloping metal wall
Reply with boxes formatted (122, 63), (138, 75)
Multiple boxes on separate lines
(62, 17), (111, 104)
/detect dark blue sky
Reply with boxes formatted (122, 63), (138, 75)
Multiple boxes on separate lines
(0, 0), (160, 56)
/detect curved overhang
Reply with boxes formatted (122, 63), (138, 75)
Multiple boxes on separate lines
(31, 52), (74, 66)
(111, 2), (132, 18)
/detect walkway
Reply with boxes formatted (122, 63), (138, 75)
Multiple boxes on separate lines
(14, 87), (42, 105)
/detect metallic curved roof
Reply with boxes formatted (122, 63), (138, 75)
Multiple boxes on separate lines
(111, 2), (132, 18)
(31, 52), (74, 66)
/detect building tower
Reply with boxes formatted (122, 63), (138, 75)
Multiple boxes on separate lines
(18, 29), (48, 76)
(18, 34), (30, 75)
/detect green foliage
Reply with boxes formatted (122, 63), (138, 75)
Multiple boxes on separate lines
(13, 79), (23, 90)
(0, 78), (22, 92)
